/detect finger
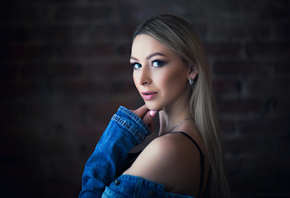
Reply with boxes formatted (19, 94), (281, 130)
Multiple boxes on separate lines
(132, 105), (149, 118)
(149, 110), (157, 117)
(142, 110), (157, 125)
(142, 110), (156, 133)
(148, 120), (154, 133)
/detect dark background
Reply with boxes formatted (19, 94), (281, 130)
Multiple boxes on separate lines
(1, 0), (290, 197)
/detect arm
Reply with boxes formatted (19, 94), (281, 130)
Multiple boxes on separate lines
(79, 106), (154, 198)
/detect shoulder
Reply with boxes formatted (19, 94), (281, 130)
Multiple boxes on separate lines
(123, 132), (203, 192)
(134, 132), (200, 166)
(125, 133), (187, 172)
(149, 132), (203, 158)
(146, 132), (200, 158)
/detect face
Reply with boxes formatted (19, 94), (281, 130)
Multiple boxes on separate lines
(131, 34), (197, 111)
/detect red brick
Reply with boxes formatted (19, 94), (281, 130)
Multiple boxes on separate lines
(223, 136), (260, 155)
(86, 60), (132, 77)
(246, 41), (290, 57)
(213, 79), (242, 96)
(246, 78), (290, 96)
(1, 1), (290, 198)
(44, 62), (85, 78)
(225, 155), (244, 178)
(218, 98), (262, 114)
(4, 43), (52, 61)
(59, 79), (109, 95)
(57, 43), (116, 60)
(247, 23), (272, 40)
(0, 3), (43, 23)
(275, 97), (290, 112)
(274, 60), (290, 74)
(20, 25), (71, 43)
(238, 116), (289, 136)
(274, 22), (290, 38)
(1, 81), (38, 98)
(260, 1), (290, 20)
(214, 61), (271, 75)
(204, 42), (242, 57)
(218, 118), (236, 133)
(4, 42), (121, 62)
(0, 62), (19, 80)
(52, 4), (114, 23)
(79, 24), (135, 41)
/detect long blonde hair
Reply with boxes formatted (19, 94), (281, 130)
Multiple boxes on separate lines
(133, 14), (231, 198)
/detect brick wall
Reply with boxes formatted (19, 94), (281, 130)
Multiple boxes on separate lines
(1, 0), (289, 197)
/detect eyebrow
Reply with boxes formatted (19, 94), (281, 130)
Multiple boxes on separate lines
(130, 52), (166, 61)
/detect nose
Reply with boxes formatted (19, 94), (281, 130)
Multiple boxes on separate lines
(138, 66), (151, 86)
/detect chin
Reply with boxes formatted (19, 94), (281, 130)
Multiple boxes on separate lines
(144, 101), (163, 111)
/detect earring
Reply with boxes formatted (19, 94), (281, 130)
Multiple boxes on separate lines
(189, 78), (194, 86)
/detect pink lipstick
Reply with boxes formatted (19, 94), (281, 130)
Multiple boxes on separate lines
(141, 91), (158, 100)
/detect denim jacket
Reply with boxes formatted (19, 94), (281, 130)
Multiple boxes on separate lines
(79, 106), (195, 198)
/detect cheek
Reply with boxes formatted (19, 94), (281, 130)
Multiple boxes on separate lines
(133, 72), (139, 89)
(157, 69), (187, 92)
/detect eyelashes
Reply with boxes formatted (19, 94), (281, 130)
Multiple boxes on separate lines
(130, 60), (167, 70)
(131, 62), (142, 70)
(152, 60), (166, 67)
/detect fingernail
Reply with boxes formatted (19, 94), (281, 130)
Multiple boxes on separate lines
(149, 110), (157, 117)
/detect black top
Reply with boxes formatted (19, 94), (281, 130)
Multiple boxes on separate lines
(178, 132), (205, 198)
(123, 132), (205, 198)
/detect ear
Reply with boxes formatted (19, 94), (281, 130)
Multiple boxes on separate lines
(187, 64), (198, 81)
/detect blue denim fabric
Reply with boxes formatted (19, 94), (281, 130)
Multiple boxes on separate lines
(102, 175), (194, 198)
(79, 106), (195, 198)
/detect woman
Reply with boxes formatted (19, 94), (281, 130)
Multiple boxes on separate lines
(79, 14), (231, 198)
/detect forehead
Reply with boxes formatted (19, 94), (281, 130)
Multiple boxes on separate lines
(131, 34), (173, 57)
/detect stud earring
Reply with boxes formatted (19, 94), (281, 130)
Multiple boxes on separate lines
(189, 78), (194, 86)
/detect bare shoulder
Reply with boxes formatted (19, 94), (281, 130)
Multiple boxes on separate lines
(123, 132), (204, 195)
(146, 132), (202, 159)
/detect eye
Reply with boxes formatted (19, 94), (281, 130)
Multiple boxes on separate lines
(131, 62), (142, 70)
(152, 60), (166, 68)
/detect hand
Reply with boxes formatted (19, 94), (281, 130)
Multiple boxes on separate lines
(132, 105), (157, 133)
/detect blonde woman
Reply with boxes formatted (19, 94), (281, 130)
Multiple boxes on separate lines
(79, 14), (231, 198)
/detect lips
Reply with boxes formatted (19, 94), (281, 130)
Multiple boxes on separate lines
(141, 91), (158, 100)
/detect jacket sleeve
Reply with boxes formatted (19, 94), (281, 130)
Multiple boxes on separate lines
(79, 106), (151, 198)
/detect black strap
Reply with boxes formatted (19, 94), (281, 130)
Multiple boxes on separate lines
(177, 132), (204, 198)
(124, 132), (205, 197)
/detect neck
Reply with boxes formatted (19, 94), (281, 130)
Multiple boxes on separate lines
(158, 88), (193, 136)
